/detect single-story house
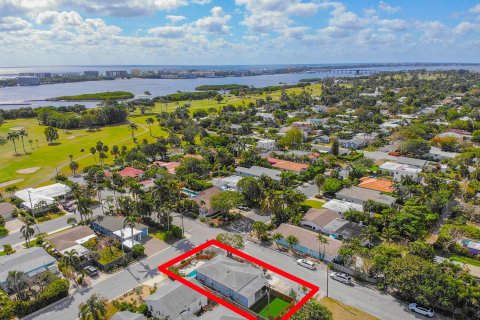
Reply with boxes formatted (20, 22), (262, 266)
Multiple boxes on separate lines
(358, 177), (394, 193)
(339, 137), (368, 150)
(211, 175), (243, 191)
(428, 147), (459, 161)
(301, 208), (363, 240)
(322, 199), (364, 214)
(393, 166), (421, 182)
(193, 186), (222, 216)
(301, 208), (340, 233)
(111, 311), (147, 320)
(0, 202), (16, 221)
(438, 129), (472, 141)
(184, 154), (204, 160)
(267, 158), (309, 174)
(364, 151), (427, 168)
(316, 135), (330, 144)
(196, 255), (268, 308)
(145, 278), (208, 320)
(14, 183), (71, 213)
(154, 161), (181, 175)
(313, 105), (328, 113)
(46, 226), (96, 256)
(257, 112), (274, 120)
(275, 223), (342, 262)
(257, 139), (276, 151)
(92, 216), (148, 248)
(0, 247), (58, 291)
(335, 186), (396, 207)
(235, 166), (282, 181)
(379, 161), (404, 174)
(106, 167), (144, 179)
(312, 145), (350, 155)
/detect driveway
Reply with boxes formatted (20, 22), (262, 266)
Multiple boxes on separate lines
(143, 236), (169, 257)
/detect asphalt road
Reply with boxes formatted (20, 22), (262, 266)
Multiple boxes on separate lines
(21, 216), (448, 320)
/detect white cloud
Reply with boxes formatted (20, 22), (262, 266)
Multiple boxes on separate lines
(378, 19), (407, 32)
(236, 0), (319, 33)
(321, 2), (366, 30)
(378, 1), (400, 14)
(195, 6), (231, 34)
(0, 0), (61, 17)
(191, 0), (211, 4)
(69, 0), (189, 16)
(35, 11), (83, 26)
(165, 15), (187, 23)
(148, 25), (187, 38)
(453, 21), (478, 35)
(0, 16), (31, 31)
(469, 4), (480, 14)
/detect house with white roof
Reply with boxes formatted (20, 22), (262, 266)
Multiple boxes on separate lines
(256, 139), (276, 151)
(14, 183), (71, 213)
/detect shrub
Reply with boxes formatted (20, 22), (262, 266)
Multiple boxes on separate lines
(163, 231), (174, 241)
(171, 225), (183, 238)
(0, 226), (8, 237)
(132, 244), (145, 258)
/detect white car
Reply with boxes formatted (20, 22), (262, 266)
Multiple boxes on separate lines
(329, 272), (352, 284)
(408, 303), (434, 318)
(296, 259), (316, 270)
(238, 205), (250, 211)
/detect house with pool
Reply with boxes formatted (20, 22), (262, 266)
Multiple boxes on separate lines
(195, 255), (268, 308)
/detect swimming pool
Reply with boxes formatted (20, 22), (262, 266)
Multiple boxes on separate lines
(181, 188), (200, 198)
(186, 270), (197, 277)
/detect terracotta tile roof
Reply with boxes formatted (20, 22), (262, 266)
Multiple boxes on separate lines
(154, 161), (180, 174)
(106, 167), (144, 178)
(267, 157), (310, 173)
(358, 177), (394, 193)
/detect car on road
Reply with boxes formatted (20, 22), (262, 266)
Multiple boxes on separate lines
(408, 303), (434, 317)
(297, 259), (316, 270)
(238, 205), (250, 211)
(84, 266), (99, 277)
(330, 272), (352, 284)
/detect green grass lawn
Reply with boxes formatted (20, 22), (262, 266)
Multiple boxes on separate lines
(97, 246), (125, 265)
(257, 298), (290, 318)
(450, 255), (480, 267)
(303, 199), (324, 209)
(0, 251), (6, 256)
(150, 229), (167, 241)
(0, 83), (321, 191)
(0, 118), (167, 190)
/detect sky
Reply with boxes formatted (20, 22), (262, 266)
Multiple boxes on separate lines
(0, 0), (479, 66)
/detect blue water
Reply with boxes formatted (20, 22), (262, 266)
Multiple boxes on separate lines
(186, 270), (197, 277)
(181, 188), (199, 198)
(1, 64), (479, 108)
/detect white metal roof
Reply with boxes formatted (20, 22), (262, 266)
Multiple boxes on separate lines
(15, 183), (71, 209)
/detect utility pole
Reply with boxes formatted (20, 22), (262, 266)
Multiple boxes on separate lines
(27, 190), (35, 219)
(326, 264), (329, 298)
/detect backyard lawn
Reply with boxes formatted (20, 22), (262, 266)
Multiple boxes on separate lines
(253, 297), (290, 319)
(97, 246), (125, 265)
(303, 199), (324, 209)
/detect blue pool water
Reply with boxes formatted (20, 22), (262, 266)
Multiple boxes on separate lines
(186, 270), (197, 277)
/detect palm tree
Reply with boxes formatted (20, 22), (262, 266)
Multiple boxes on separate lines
(7, 132), (19, 155)
(28, 138), (34, 150)
(286, 235), (299, 253)
(18, 129), (28, 154)
(78, 293), (108, 320)
(110, 145), (119, 159)
(317, 234), (328, 260)
(272, 232), (284, 249)
(362, 225), (380, 248)
(70, 161), (79, 175)
(252, 221), (267, 239)
(63, 249), (79, 269)
(123, 213), (140, 246)
(20, 222), (35, 247)
(128, 122), (139, 142)
(145, 117), (154, 136)
(7, 270), (27, 300)
(90, 147), (97, 164)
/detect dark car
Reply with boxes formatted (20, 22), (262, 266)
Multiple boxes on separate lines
(84, 266), (99, 277)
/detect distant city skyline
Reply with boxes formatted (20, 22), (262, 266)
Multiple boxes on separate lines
(0, 0), (479, 66)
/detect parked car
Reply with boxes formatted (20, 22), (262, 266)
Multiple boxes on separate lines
(408, 303), (434, 318)
(238, 205), (250, 211)
(84, 266), (99, 277)
(330, 272), (352, 284)
(297, 259), (316, 270)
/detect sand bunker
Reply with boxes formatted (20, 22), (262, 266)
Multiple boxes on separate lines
(0, 178), (24, 188)
(9, 126), (25, 131)
(66, 135), (77, 140)
(16, 167), (41, 174)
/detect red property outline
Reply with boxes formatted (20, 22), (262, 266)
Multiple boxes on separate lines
(157, 239), (319, 320)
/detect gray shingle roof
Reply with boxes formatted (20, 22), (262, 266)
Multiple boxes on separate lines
(196, 255), (267, 298)
(235, 166), (282, 181)
(336, 186), (396, 206)
(0, 247), (56, 283)
(145, 278), (204, 320)
(94, 216), (147, 232)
